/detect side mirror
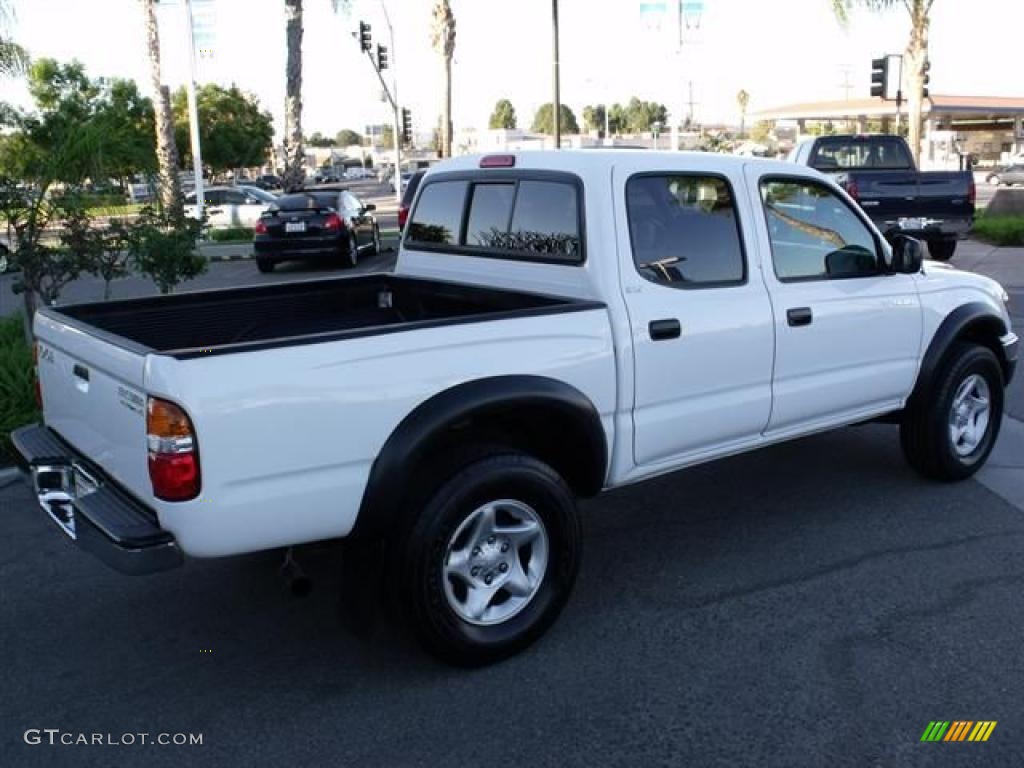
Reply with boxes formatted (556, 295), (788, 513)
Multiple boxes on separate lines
(362, 203), (376, 212)
(825, 246), (878, 279)
(890, 234), (924, 274)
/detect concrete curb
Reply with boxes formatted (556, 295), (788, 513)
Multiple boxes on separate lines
(202, 249), (253, 262)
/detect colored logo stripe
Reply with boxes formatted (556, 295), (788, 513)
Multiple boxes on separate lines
(920, 721), (996, 742)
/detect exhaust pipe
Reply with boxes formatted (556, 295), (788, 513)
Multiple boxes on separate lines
(280, 547), (312, 597)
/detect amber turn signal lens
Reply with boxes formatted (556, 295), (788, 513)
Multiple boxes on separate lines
(147, 397), (193, 438)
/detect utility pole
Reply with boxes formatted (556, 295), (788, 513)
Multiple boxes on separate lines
(552, 0), (560, 149)
(378, 1), (402, 203)
(181, 0), (204, 220)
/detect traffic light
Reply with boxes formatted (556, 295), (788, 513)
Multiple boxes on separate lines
(358, 21), (371, 53)
(921, 59), (930, 99)
(870, 56), (887, 98)
(401, 108), (412, 143)
(377, 44), (388, 70)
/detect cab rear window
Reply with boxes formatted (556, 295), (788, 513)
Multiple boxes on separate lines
(405, 173), (583, 264)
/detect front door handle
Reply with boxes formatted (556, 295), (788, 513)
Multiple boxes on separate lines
(649, 318), (681, 340)
(787, 307), (813, 327)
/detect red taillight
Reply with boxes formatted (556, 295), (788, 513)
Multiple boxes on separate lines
(324, 213), (343, 232)
(968, 179), (976, 205)
(147, 397), (200, 501)
(844, 180), (859, 201)
(398, 204), (409, 229)
(254, 219), (267, 235)
(480, 154), (516, 168)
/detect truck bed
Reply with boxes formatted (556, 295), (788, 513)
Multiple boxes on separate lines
(44, 274), (600, 358)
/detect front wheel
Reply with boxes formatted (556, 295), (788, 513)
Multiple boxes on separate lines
(988, 175), (1002, 186)
(900, 342), (1004, 481)
(928, 240), (957, 261)
(372, 224), (382, 256)
(256, 258), (274, 274)
(396, 452), (581, 666)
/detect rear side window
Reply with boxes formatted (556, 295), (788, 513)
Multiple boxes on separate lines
(406, 175), (583, 263)
(407, 180), (467, 245)
(626, 174), (745, 287)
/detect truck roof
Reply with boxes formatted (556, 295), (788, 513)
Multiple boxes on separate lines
(429, 149), (804, 179)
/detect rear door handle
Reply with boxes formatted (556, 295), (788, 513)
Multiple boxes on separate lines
(787, 307), (813, 327)
(649, 318), (681, 340)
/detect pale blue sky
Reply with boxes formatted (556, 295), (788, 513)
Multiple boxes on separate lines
(2, 0), (1021, 140)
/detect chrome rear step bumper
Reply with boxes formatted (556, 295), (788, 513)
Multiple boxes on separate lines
(11, 424), (183, 575)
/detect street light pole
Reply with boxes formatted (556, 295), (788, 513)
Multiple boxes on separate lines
(181, 0), (204, 219)
(552, 0), (560, 149)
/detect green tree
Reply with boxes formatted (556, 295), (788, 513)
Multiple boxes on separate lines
(172, 84), (274, 174)
(306, 131), (333, 147)
(488, 99), (517, 130)
(531, 103), (579, 135)
(832, 0), (934, 165)
(126, 207), (205, 294)
(623, 97), (668, 134)
(582, 104), (606, 136)
(335, 128), (363, 146)
(607, 103), (628, 135)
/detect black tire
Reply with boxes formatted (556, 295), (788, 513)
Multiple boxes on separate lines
(988, 175), (1001, 186)
(346, 231), (359, 267)
(928, 240), (956, 261)
(256, 258), (274, 273)
(372, 224), (382, 256)
(395, 451), (581, 666)
(900, 342), (1004, 481)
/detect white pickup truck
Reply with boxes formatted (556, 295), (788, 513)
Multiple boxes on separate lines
(13, 151), (1017, 665)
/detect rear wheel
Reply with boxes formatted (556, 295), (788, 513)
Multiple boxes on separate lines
(900, 342), (1003, 481)
(395, 451), (581, 666)
(256, 258), (274, 273)
(928, 240), (956, 261)
(347, 231), (359, 267)
(988, 174), (1002, 186)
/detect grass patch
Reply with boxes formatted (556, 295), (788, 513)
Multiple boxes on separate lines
(0, 315), (39, 464)
(973, 215), (1024, 246)
(207, 227), (254, 243)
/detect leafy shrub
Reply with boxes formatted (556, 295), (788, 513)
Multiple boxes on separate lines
(0, 314), (39, 463)
(208, 227), (254, 242)
(973, 215), (1024, 246)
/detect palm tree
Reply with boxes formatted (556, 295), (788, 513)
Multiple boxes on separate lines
(832, 0), (935, 166)
(736, 89), (749, 138)
(140, 0), (183, 217)
(431, 1), (456, 158)
(281, 1), (349, 191)
(0, 0), (28, 77)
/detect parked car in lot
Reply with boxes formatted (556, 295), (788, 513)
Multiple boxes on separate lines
(253, 189), (380, 272)
(344, 167), (373, 180)
(986, 165), (1024, 186)
(184, 185), (277, 229)
(789, 134), (975, 261)
(13, 150), (1016, 665)
(397, 169), (425, 231)
(0, 239), (9, 273)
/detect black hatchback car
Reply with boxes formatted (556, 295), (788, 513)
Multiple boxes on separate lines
(254, 190), (380, 273)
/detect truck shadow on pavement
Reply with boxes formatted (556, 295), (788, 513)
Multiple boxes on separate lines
(4, 422), (1024, 766)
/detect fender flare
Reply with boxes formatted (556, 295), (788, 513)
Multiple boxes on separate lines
(911, 302), (1009, 403)
(352, 375), (607, 539)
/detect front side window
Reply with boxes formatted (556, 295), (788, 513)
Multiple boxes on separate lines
(760, 179), (879, 281)
(626, 174), (745, 287)
(406, 180), (467, 245)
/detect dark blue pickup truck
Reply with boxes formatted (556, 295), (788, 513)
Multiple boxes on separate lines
(789, 134), (975, 261)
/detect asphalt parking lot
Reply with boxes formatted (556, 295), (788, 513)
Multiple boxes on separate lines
(1, 240), (1022, 767)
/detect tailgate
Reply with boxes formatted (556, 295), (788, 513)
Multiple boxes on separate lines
(34, 310), (152, 503)
(847, 171), (920, 220)
(915, 171), (973, 219)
